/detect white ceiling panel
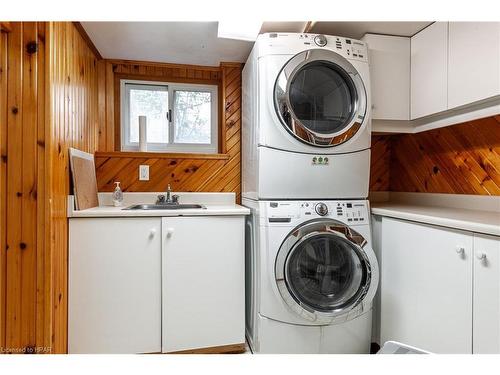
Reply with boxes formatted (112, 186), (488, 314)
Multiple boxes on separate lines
(81, 21), (254, 66)
(82, 21), (433, 66)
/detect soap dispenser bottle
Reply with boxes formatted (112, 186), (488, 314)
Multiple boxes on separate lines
(112, 181), (123, 207)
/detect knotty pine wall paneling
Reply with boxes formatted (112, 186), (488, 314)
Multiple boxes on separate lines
(95, 62), (243, 202)
(0, 22), (8, 352)
(35, 22), (48, 351)
(0, 22), (48, 354)
(369, 115), (500, 195)
(369, 135), (392, 191)
(47, 22), (100, 353)
(0, 21), (100, 355)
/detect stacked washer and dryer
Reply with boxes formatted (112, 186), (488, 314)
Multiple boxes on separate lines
(242, 33), (379, 354)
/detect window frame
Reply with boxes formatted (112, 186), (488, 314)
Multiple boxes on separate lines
(120, 79), (218, 153)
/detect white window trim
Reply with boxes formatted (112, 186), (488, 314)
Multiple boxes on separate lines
(120, 79), (218, 154)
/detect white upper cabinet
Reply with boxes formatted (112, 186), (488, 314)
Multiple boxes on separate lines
(410, 22), (449, 119)
(448, 22), (500, 109)
(362, 34), (410, 120)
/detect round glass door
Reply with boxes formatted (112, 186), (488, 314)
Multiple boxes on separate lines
(275, 219), (371, 321)
(285, 233), (365, 312)
(275, 49), (367, 147)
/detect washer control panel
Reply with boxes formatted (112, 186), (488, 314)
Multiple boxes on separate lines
(301, 201), (368, 222)
(332, 201), (369, 223)
(265, 200), (369, 225)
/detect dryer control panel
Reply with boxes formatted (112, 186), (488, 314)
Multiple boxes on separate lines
(258, 33), (368, 63)
(263, 200), (370, 226)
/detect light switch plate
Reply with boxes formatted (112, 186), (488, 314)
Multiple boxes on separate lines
(139, 165), (150, 181)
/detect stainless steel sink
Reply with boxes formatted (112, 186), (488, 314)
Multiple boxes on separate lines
(123, 203), (206, 210)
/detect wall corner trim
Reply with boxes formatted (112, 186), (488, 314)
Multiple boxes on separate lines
(72, 22), (103, 60)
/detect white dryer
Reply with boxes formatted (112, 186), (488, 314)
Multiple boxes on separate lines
(242, 33), (372, 200)
(243, 198), (379, 354)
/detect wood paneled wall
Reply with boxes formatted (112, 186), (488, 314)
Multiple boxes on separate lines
(0, 21), (99, 354)
(1, 23), (241, 354)
(369, 115), (500, 195)
(0, 22), (8, 353)
(46, 22), (100, 353)
(94, 61), (242, 201)
(0, 22), (48, 354)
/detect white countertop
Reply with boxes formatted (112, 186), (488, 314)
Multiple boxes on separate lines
(68, 192), (250, 218)
(70, 204), (250, 217)
(371, 202), (500, 237)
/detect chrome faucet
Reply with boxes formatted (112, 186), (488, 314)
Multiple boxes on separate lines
(156, 184), (179, 205)
(165, 184), (172, 203)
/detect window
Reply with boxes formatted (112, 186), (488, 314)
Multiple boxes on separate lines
(121, 79), (218, 153)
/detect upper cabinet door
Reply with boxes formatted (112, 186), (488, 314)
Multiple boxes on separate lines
(448, 22), (500, 109)
(473, 233), (500, 354)
(363, 34), (410, 120)
(411, 22), (448, 119)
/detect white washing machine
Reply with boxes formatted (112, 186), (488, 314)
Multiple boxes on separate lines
(242, 33), (372, 200)
(243, 198), (379, 354)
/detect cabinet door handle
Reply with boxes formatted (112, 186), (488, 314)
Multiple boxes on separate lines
(455, 246), (465, 255)
(476, 253), (486, 261)
(166, 227), (174, 238)
(149, 228), (157, 238)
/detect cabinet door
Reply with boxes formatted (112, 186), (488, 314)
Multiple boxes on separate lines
(69, 218), (162, 353)
(410, 22), (448, 119)
(380, 218), (473, 353)
(448, 22), (500, 109)
(162, 216), (245, 352)
(473, 233), (500, 353)
(363, 34), (410, 120)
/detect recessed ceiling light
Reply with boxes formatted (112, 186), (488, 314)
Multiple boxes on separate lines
(217, 20), (263, 41)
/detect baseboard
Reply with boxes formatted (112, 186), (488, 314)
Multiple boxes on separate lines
(167, 343), (246, 354)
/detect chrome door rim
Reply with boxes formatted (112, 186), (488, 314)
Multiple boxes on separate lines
(275, 219), (372, 323)
(274, 49), (367, 147)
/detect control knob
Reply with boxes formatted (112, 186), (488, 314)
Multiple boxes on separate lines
(314, 34), (327, 47)
(315, 202), (328, 216)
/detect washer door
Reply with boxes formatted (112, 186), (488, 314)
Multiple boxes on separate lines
(275, 219), (372, 323)
(274, 49), (367, 147)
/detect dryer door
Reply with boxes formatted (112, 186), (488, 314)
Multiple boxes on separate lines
(275, 219), (372, 323)
(274, 49), (367, 148)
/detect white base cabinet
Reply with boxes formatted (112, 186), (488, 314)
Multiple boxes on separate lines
(473, 233), (500, 353)
(69, 215), (245, 354)
(69, 218), (162, 354)
(380, 218), (473, 353)
(161, 216), (245, 352)
(378, 217), (500, 354)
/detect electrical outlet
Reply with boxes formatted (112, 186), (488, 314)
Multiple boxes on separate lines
(139, 165), (150, 181)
